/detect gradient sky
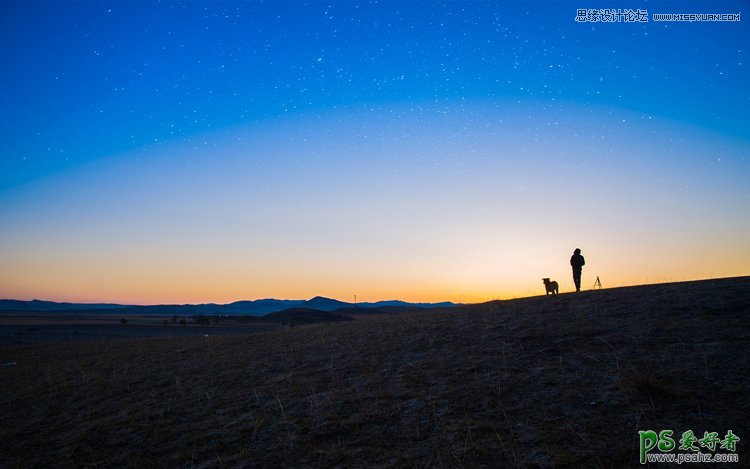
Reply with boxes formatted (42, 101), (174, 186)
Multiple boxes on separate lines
(1, 1), (748, 304)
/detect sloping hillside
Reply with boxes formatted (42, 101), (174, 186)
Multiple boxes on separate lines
(1, 277), (748, 466)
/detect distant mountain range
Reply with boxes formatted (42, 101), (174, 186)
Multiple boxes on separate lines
(0, 297), (458, 316)
(0, 299), (127, 311)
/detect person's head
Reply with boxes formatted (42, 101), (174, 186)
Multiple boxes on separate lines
(574, 248), (581, 255)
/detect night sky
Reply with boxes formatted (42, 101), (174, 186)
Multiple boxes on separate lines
(1, 1), (748, 304)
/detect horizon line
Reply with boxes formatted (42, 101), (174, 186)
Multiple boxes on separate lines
(2, 275), (748, 308)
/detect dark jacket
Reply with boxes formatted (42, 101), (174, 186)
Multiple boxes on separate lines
(570, 253), (585, 271)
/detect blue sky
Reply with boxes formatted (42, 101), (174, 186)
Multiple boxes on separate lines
(2, 1), (747, 189)
(1, 1), (748, 303)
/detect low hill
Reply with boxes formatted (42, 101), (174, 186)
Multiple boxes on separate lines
(1, 276), (748, 466)
(0, 299), (126, 311)
(262, 307), (355, 326)
(333, 305), (429, 315)
(223, 298), (306, 315)
(300, 296), (352, 311)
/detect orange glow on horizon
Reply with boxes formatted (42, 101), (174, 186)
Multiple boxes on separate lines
(1, 103), (748, 307)
(3, 269), (748, 306)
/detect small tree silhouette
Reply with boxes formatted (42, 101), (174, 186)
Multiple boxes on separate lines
(194, 315), (210, 325)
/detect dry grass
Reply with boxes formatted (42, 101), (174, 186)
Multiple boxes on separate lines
(1, 277), (748, 467)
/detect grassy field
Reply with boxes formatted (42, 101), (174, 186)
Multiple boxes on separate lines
(0, 314), (281, 346)
(1, 277), (748, 467)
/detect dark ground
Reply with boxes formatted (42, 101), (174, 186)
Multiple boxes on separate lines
(1, 276), (748, 467)
(0, 314), (280, 346)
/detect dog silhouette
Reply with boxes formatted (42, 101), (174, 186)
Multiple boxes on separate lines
(542, 278), (559, 297)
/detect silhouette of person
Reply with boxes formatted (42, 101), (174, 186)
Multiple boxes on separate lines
(570, 248), (585, 292)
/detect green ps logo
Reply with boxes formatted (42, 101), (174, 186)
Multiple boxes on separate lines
(639, 430), (676, 464)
